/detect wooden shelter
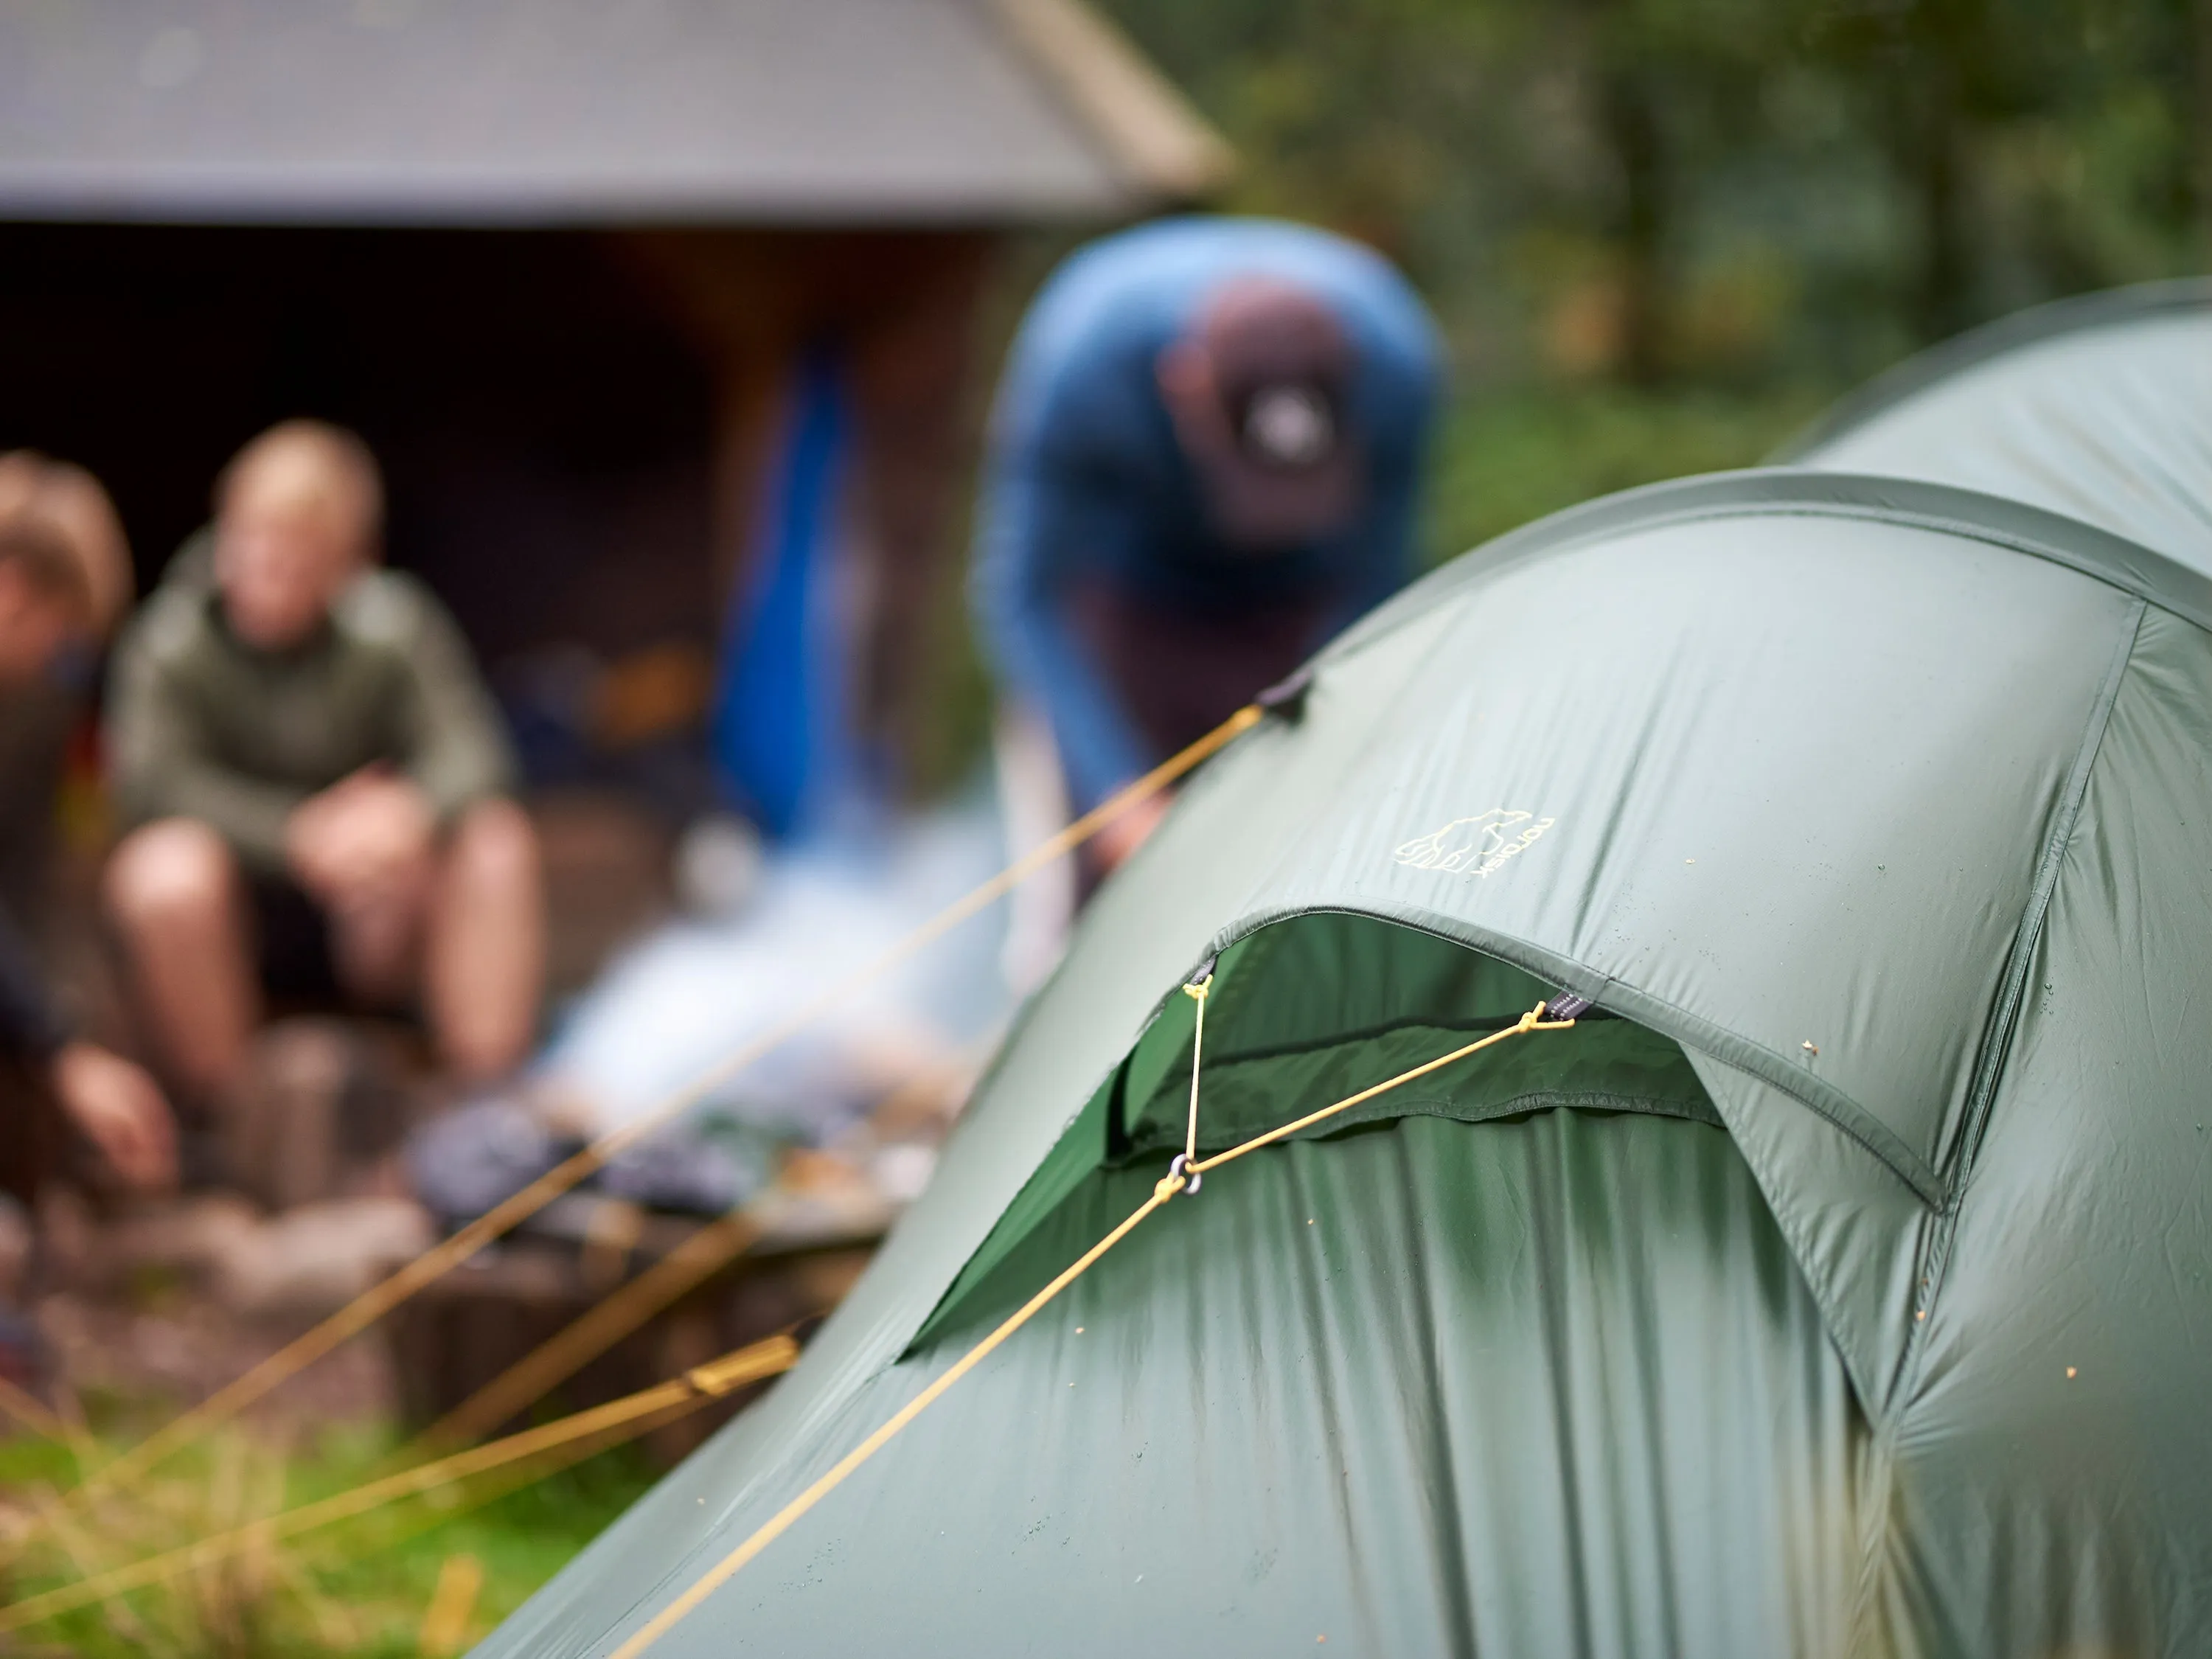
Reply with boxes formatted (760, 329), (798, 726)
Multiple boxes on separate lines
(0, 0), (1228, 1440)
(0, 0), (1229, 788)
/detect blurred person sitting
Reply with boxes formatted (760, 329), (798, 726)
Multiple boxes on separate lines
(102, 421), (542, 1114)
(0, 460), (176, 1379)
(0, 453), (132, 939)
(973, 217), (1443, 887)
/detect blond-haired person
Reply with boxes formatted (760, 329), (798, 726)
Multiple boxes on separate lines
(104, 422), (543, 1105)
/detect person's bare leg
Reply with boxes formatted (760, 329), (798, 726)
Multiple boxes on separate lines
(324, 865), (430, 1009)
(103, 818), (260, 1099)
(424, 799), (543, 1080)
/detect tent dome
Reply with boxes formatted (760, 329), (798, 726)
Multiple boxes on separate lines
(1784, 278), (2212, 574)
(481, 470), (2212, 1658)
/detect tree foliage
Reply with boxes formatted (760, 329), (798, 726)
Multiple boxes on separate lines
(1101, 0), (2211, 388)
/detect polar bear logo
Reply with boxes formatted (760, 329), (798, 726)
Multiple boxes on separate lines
(1393, 810), (1556, 878)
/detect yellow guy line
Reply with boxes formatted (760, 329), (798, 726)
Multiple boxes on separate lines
(0, 1373), (74, 1447)
(413, 1211), (761, 1453)
(305, 1356), (741, 1599)
(1180, 971), (1211, 1168)
(609, 1000), (1576, 1659)
(418, 1552), (485, 1658)
(23, 703), (1263, 1539)
(422, 1030), (997, 1455)
(0, 1333), (800, 1635)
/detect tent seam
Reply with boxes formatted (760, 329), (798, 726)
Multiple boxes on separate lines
(1318, 470), (2212, 672)
(1208, 903), (1944, 1204)
(1944, 594), (2143, 1185)
(1537, 499), (2211, 639)
(1773, 276), (2212, 461)
(1198, 1009), (1538, 1065)
(1888, 594), (2145, 1407)
(1113, 1089), (1726, 1162)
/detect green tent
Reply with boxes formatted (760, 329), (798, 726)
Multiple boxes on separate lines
(480, 470), (2212, 1658)
(1784, 278), (2212, 572)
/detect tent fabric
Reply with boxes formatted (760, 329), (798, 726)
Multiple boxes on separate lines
(924, 914), (1718, 1340)
(1781, 278), (2212, 574)
(1115, 912), (1717, 1158)
(1878, 600), (2212, 1648)
(479, 470), (2212, 1657)
(503, 1110), (1869, 1658)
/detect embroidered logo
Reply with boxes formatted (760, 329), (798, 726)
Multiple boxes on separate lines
(1393, 810), (1557, 879)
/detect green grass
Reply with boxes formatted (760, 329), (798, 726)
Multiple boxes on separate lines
(0, 1418), (657, 1656)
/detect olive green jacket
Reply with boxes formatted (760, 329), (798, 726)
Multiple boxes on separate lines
(106, 547), (515, 874)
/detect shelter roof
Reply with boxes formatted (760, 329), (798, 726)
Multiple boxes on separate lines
(0, 0), (1231, 226)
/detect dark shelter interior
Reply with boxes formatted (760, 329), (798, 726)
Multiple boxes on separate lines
(0, 223), (1000, 806)
(0, 0), (1233, 801)
(2, 222), (720, 665)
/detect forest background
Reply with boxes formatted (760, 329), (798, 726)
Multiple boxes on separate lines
(1093, 0), (2212, 558)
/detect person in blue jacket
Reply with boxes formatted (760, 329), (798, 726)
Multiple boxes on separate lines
(973, 217), (1443, 876)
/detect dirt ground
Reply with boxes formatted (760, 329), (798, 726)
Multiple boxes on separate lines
(37, 1285), (395, 1430)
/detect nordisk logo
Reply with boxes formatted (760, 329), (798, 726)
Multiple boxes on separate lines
(1393, 810), (1557, 879)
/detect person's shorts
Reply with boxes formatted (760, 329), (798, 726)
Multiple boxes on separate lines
(245, 872), (344, 1006)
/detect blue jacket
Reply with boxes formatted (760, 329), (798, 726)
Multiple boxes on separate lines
(973, 217), (1443, 813)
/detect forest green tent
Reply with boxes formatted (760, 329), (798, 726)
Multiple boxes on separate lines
(480, 470), (2212, 1658)
(1784, 277), (2212, 572)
